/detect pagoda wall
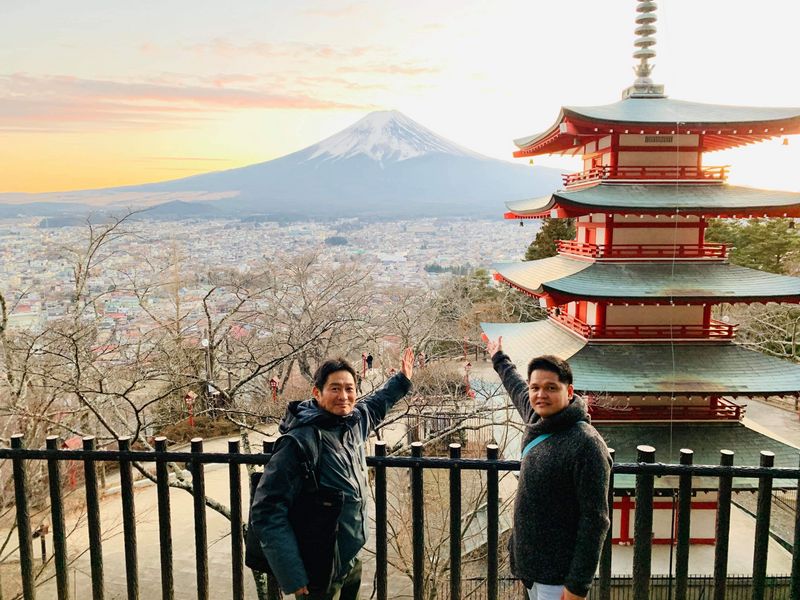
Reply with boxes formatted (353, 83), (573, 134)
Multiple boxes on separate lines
(605, 304), (703, 327)
(612, 491), (717, 545)
(618, 151), (698, 167)
(606, 226), (699, 246)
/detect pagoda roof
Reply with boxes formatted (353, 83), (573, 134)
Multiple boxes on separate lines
(480, 321), (800, 396)
(505, 184), (800, 219)
(594, 423), (799, 490)
(493, 258), (800, 303)
(514, 97), (800, 157)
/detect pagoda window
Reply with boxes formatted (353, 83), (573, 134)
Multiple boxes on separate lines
(598, 135), (612, 150)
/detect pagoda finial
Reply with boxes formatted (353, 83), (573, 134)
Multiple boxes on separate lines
(622, 0), (666, 99)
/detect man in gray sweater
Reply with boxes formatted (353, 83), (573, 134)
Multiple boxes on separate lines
(484, 336), (610, 600)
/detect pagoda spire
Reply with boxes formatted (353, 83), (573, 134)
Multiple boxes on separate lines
(622, 0), (665, 99)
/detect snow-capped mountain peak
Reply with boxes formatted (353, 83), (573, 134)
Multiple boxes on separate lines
(304, 110), (485, 164)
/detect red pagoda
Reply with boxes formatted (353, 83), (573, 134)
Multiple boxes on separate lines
(483, 0), (800, 546)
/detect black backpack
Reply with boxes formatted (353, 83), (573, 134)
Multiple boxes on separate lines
(245, 427), (345, 593)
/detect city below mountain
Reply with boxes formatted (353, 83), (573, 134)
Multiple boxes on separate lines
(0, 111), (563, 220)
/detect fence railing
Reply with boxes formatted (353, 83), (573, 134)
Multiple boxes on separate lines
(556, 240), (730, 261)
(0, 436), (799, 600)
(448, 575), (795, 600)
(562, 165), (729, 187)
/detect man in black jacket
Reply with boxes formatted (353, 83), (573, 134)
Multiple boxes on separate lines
(484, 335), (610, 600)
(251, 348), (414, 599)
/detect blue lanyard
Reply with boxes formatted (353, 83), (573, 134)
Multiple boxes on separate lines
(521, 421), (587, 459)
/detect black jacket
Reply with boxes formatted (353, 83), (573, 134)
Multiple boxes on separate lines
(250, 373), (411, 593)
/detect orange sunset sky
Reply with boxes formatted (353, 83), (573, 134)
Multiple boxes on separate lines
(2, 1), (800, 194)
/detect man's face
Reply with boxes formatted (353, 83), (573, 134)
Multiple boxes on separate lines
(528, 369), (573, 418)
(313, 370), (358, 416)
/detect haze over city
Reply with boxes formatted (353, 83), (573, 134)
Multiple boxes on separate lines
(3, 0), (800, 194)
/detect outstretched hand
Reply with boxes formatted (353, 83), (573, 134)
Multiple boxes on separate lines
(482, 333), (503, 358)
(399, 347), (414, 379)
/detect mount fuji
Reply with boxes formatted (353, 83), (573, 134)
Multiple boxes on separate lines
(1, 111), (563, 219)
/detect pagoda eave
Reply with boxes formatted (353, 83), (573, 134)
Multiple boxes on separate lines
(513, 98), (800, 157)
(481, 321), (800, 397)
(494, 259), (800, 304)
(504, 184), (800, 219)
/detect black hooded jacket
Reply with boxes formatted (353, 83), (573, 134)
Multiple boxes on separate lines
(250, 373), (411, 593)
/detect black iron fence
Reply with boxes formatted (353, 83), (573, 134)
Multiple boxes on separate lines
(0, 435), (799, 600)
(452, 575), (794, 600)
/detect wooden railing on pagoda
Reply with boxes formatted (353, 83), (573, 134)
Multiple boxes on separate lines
(562, 165), (728, 187)
(549, 310), (738, 340)
(557, 240), (729, 260)
(589, 396), (745, 421)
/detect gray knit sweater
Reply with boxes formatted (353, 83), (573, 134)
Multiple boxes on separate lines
(493, 352), (611, 597)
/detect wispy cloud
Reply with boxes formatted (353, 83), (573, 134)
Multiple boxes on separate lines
(337, 62), (441, 76)
(187, 39), (372, 61)
(0, 73), (368, 131)
(301, 3), (367, 18)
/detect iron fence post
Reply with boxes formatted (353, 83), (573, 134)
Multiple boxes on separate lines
(83, 436), (105, 600)
(375, 441), (388, 600)
(228, 439), (244, 600)
(118, 437), (139, 600)
(713, 449), (734, 600)
(486, 444), (499, 600)
(191, 438), (209, 600)
(675, 448), (693, 600)
(411, 442), (424, 600)
(752, 451), (775, 600)
(154, 437), (174, 600)
(449, 443), (462, 600)
(11, 434), (35, 600)
(632, 445), (655, 600)
(46, 436), (69, 600)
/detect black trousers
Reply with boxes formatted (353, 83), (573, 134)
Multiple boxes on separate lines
(296, 558), (361, 600)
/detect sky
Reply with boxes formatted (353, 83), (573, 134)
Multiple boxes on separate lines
(2, 0), (800, 194)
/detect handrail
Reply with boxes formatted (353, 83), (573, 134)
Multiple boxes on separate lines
(557, 240), (730, 260)
(549, 310), (738, 340)
(589, 399), (744, 422)
(562, 165), (729, 187)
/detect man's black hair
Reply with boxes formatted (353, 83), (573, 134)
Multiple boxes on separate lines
(527, 354), (573, 385)
(313, 357), (357, 390)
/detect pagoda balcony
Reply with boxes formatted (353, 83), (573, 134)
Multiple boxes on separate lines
(588, 396), (745, 422)
(562, 165), (728, 188)
(557, 240), (729, 261)
(549, 310), (738, 341)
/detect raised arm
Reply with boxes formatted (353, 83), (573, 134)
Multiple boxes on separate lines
(483, 334), (533, 422)
(358, 347), (414, 433)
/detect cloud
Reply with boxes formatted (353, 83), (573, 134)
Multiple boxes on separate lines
(301, 3), (366, 18)
(337, 62), (441, 76)
(187, 39), (372, 61)
(0, 73), (368, 131)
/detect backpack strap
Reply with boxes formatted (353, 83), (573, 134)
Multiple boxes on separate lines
(520, 420), (589, 460)
(280, 426), (323, 492)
